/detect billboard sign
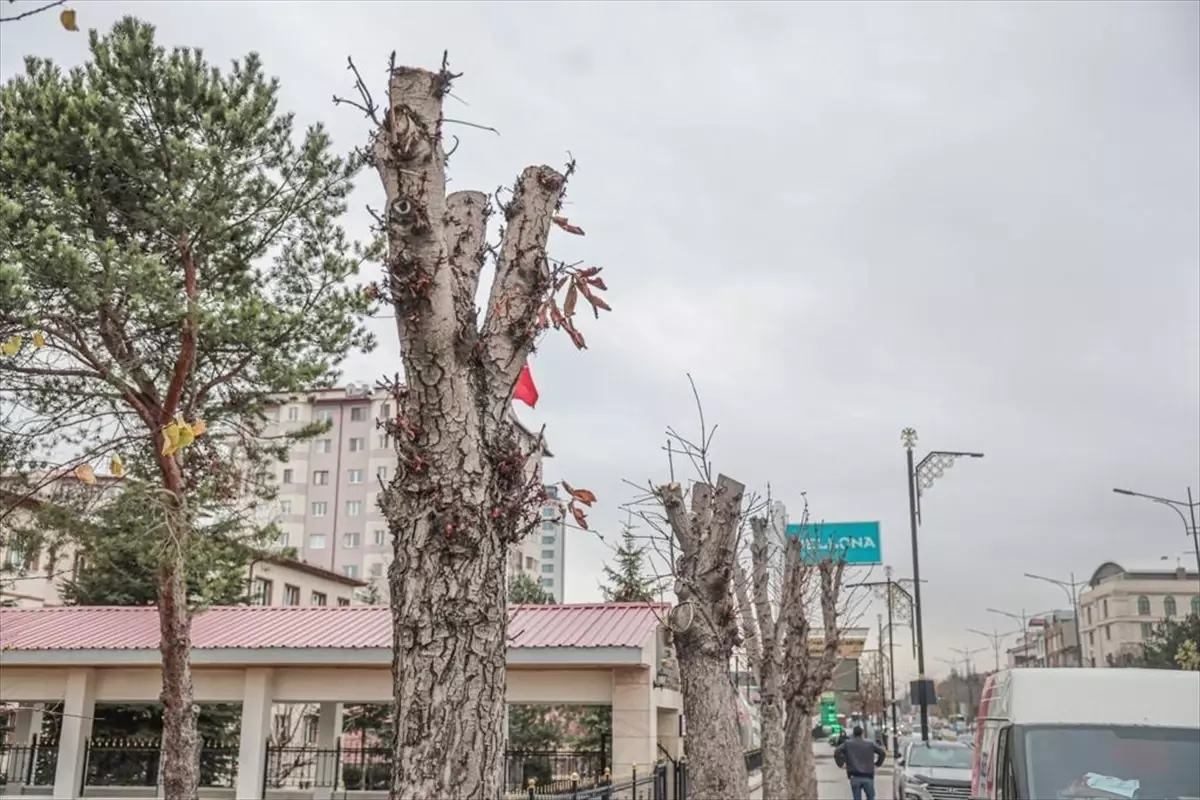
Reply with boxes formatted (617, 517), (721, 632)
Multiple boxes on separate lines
(787, 521), (882, 566)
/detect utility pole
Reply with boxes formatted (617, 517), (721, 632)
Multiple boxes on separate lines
(1112, 487), (1200, 578)
(1023, 572), (1087, 666)
(967, 628), (1009, 673)
(949, 646), (985, 723)
(902, 427), (984, 743)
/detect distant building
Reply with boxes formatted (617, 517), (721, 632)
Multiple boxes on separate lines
(533, 485), (566, 602)
(1077, 555), (1200, 667)
(264, 386), (552, 598)
(1040, 610), (1080, 667)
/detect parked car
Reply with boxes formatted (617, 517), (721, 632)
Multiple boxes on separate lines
(893, 740), (973, 800)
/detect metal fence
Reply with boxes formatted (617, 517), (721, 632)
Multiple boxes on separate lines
(504, 749), (609, 793)
(81, 738), (238, 789)
(0, 738), (58, 788)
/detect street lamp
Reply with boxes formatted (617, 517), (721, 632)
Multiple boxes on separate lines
(1023, 572), (1086, 667)
(902, 427), (984, 744)
(986, 608), (1056, 667)
(966, 628), (1019, 673)
(1112, 487), (1200, 577)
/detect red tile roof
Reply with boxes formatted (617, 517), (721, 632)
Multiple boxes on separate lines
(0, 603), (667, 652)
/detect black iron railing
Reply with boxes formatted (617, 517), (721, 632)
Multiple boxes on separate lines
(504, 749), (609, 793)
(0, 737), (58, 787)
(81, 738), (237, 788)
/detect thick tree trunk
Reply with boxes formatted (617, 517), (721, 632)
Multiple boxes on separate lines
(388, 508), (507, 799)
(758, 667), (786, 800)
(783, 707), (818, 800)
(158, 555), (200, 800)
(676, 647), (748, 800)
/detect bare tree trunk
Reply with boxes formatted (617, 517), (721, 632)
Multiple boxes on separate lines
(657, 477), (748, 800)
(783, 708), (818, 800)
(158, 538), (200, 799)
(370, 62), (595, 799)
(758, 663), (786, 800)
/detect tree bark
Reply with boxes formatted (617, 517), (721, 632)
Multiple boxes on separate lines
(783, 708), (818, 800)
(758, 661), (786, 800)
(373, 63), (566, 799)
(657, 477), (748, 800)
(158, 555), (200, 800)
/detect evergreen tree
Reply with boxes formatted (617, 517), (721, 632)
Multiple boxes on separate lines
(0, 19), (375, 797)
(508, 570), (555, 604)
(600, 526), (659, 603)
(1118, 613), (1200, 670)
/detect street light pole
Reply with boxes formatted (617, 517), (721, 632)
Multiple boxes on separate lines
(902, 427), (984, 745)
(987, 608), (1057, 667)
(949, 646), (985, 723)
(1023, 571), (1086, 666)
(966, 628), (1009, 673)
(1112, 487), (1200, 578)
(848, 569), (918, 757)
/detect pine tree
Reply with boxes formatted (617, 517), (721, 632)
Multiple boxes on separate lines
(0, 19), (375, 798)
(508, 570), (555, 604)
(600, 525), (659, 603)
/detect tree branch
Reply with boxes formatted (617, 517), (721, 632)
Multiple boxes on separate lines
(162, 239), (198, 422)
(442, 190), (489, 346)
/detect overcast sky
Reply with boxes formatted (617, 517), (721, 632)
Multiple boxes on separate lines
(4, 0), (1198, 682)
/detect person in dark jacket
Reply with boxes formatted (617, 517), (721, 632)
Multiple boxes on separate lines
(833, 725), (888, 800)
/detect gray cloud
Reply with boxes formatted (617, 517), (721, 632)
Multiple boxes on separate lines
(5, 0), (1197, 680)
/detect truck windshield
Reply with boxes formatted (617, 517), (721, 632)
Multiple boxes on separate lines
(1022, 724), (1200, 800)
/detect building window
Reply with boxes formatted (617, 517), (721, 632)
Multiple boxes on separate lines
(1192, 596), (1200, 616)
(311, 591), (327, 606)
(541, 521), (557, 532)
(337, 597), (351, 606)
(287, 406), (300, 421)
(344, 565), (359, 579)
(282, 469), (294, 484)
(346, 500), (362, 517)
(1088, 631), (1095, 646)
(1137, 596), (1151, 615)
(540, 578), (554, 588)
(541, 550), (555, 560)
(316, 409), (334, 422)
(1141, 622), (1153, 639)
(1164, 595), (1177, 617)
(376, 434), (391, 449)
(315, 438), (332, 454)
(348, 469), (364, 484)
(309, 533), (327, 549)
(1102, 599), (1108, 618)
(251, 578), (273, 605)
(350, 406), (369, 422)
(542, 536), (555, 545)
(541, 564), (554, 573)
(277, 532), (290, 548)
(343, 532), (361, 548)
(373, 529), (387, 546)
(1104, 625), (1111, 640)
(1086, 606), (1092, 625)
(370, 562), (384, 578)
(313, 470), (330, 486)
(377, 465), (389, 481)
(312, 502), (328, 518)
(544, 485), (559, 499)
(349, 437), (366, 452)
(283, 584), (301, 605)
(279, 500), (293, 515)
(541, 507), (557, 519)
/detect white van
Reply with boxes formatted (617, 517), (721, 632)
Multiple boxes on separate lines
(971, 668), (1200, 800)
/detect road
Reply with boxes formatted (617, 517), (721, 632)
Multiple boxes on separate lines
(747, 745), (895, 800)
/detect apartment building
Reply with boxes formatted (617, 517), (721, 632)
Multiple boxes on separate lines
(534, 485), (567, 601)
(1077, 555), (1200, 667)
(1040, 609), (1081, 667)
(266, 385), (552, 597)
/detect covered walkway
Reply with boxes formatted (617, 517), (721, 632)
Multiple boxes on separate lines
(0, 603), (683, 799)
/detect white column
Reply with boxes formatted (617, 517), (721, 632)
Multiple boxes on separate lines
(312, 702), (343, 800)
(236, 668), (275, 800)
(612, 668), (657, 798)
(53, 669), (95, 800)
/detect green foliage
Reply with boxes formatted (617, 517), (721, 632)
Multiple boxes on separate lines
(600, 525), (660, 603)
(0, 16), (378, 592)
(508, 704), (567, 752)
(508, 570), (555, 604)
(1125, 613), (1200, 670)
(344, 703), (393, 749)
(566, 705), (612, 752)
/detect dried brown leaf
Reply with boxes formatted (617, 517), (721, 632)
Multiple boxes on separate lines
(552, 216), (586, 236)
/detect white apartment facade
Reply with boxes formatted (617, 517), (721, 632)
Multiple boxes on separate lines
(1077, 555), (1200, 667)
(534, 485), (567, 602)
(266, 385), (553, 598)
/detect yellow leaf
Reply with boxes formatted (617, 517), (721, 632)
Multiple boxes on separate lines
(176, 423), (195, 450)
(109, 454), (124, 476)
(191, 419), (207, 437)
(32, 331), (46, 349)
(162, 421), (181, 456)
(59, 8), (79, 31)
(1, 335), (22, 356)
(73, 464), (96, 485)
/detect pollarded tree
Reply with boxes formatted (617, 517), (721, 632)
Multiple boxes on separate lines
(0, 18), (375, 798)
(339, 56), (610, 799)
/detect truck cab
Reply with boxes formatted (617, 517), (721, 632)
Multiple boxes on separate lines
(971, 668), (1200, 800)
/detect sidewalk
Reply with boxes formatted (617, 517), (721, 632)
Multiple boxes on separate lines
(746, 744), (894, 800)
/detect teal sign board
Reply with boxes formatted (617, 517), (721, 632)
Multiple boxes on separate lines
(786, 521), (882, 565)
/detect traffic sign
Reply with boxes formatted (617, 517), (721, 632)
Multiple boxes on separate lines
(787, 521), (882, 565)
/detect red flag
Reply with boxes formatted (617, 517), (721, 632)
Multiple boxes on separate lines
(513, 364), (539, 408)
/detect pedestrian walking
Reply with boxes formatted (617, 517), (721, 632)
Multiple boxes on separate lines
(833, 725), (888, 800)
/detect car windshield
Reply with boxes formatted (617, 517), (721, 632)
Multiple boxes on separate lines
(1023, 725), (1200, 800)
(906, 745), (973, 769)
